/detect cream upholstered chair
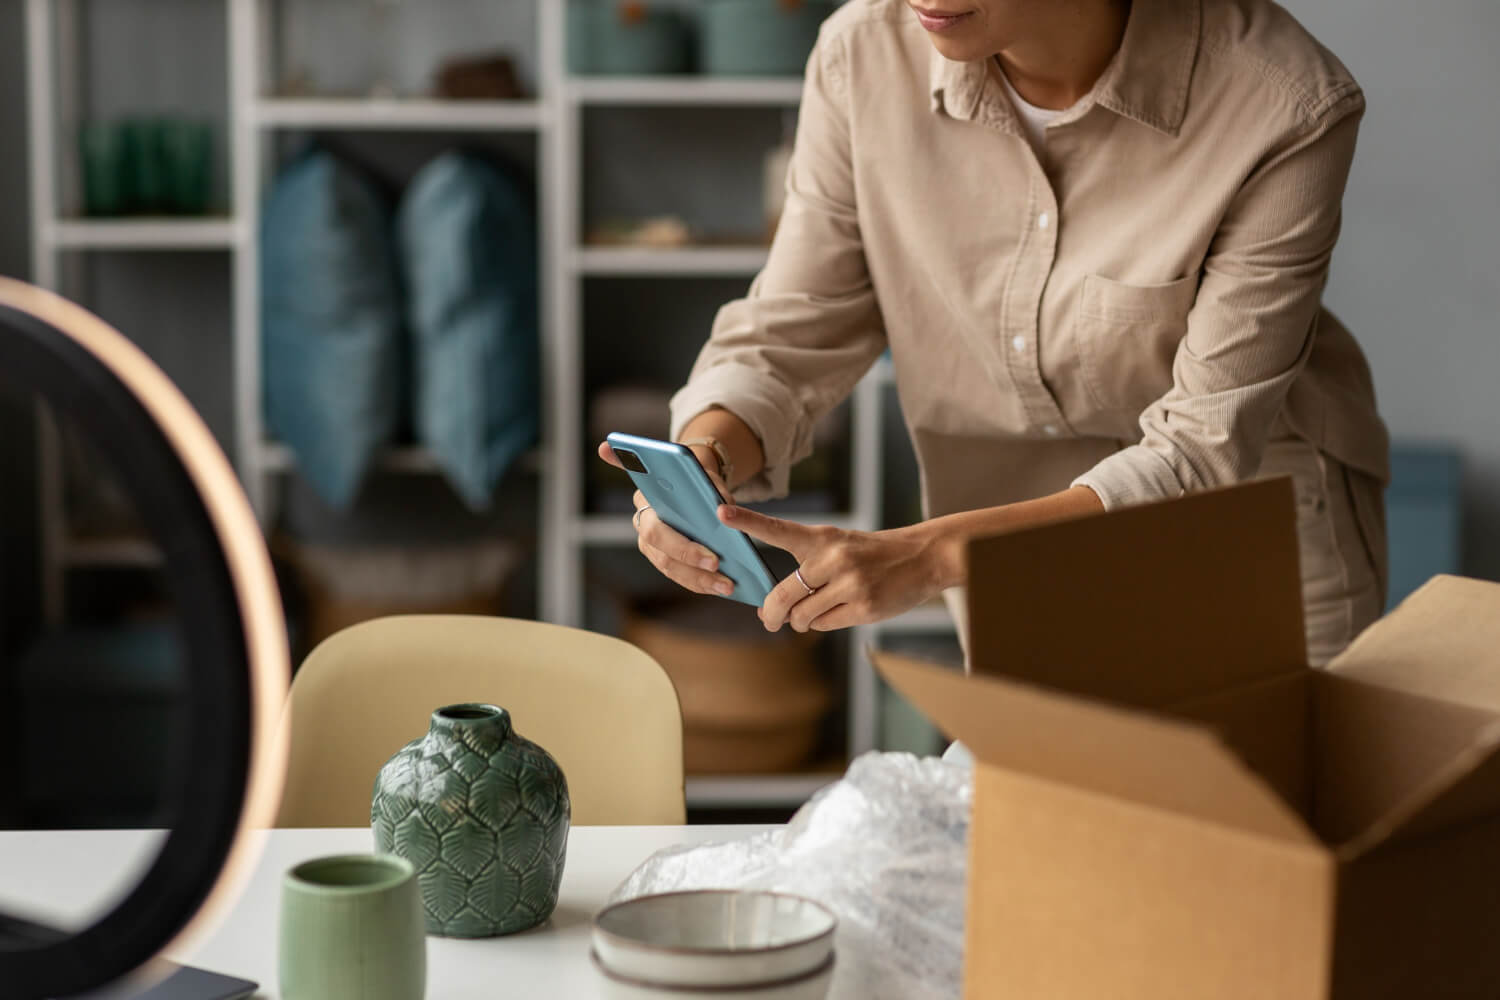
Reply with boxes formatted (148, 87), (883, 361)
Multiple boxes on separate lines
(275, 616), (685, 827)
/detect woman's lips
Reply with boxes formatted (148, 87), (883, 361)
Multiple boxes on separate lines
(913, 6), (974, 32)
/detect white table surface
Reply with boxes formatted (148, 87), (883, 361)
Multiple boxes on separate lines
(0, 825), (768, 999)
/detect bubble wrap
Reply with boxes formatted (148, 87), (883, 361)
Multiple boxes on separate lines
(611, 751), (973, 1000)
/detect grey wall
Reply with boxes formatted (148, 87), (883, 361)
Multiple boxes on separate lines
(0, 0), (27, 281)
(1282, 0), (1500, 578)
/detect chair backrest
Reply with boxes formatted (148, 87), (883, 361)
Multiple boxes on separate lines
(276, 615), (685, 827)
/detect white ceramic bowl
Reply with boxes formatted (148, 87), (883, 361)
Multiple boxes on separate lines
(592, 950), (835, 1000)
(592, 890), (837, 988)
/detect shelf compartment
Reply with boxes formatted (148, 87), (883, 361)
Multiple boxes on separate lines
(571, 76), (804, 107)
(46, 219), (241, 251)
(574, 245), (769, 277)
(254, 98), (548, 132)
(583, 105), (786, 248)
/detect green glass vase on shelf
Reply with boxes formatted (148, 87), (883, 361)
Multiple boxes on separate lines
(371, 703), (570, 938)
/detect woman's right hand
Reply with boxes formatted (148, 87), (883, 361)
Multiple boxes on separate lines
(597, 441), (738, 598)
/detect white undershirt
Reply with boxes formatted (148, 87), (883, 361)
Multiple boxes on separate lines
(996, 64), (1070, 150)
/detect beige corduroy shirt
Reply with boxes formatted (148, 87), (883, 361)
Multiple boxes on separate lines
(670, 0), (1389, 527)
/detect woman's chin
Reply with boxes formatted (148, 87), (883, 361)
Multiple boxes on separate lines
(923, 33), (992, 64)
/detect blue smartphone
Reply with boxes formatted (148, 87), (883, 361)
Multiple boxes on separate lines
(607, 432), (777, 607)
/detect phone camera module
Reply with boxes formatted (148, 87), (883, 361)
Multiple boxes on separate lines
(615, 448), (648, 474)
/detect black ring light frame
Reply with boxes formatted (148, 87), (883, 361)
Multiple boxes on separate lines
(0, 279), (289, 1000)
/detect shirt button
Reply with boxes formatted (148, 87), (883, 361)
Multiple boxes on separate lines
(1038, 212), (1051, 230)
(1011, 335), (1026, 353)
(1043, 424), (1060, 436)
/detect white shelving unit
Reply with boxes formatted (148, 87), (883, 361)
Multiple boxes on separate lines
(571, 76), (805, 107)
(45, 218), (244, 250)
(25, 0), (956, 810)
(252, 97), (549, 131)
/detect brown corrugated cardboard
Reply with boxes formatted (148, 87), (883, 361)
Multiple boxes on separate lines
(873, 478), (1500, 999)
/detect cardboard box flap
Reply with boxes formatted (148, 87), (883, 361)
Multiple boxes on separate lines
(967, 479), (1306, 709)
(1329, 576), (1500, 714)
(874, 650), (1317, 845)
(1332, 708), (1500, 859)
(1314, 671), (1500, 845)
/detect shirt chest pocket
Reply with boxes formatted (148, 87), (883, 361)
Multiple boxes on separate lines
(1076, 273), (1200, 416)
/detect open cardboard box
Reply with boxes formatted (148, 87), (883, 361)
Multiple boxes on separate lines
(873, 478), (1500, 999)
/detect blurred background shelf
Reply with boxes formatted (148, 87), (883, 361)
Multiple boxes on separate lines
(573, 245), (770, 277)
(260, 442), (545, 476)
(576, 512), (862, 546)
(570, 76), (804, 107)
(45, 219), (241, 251)
(878, 602), (956, 636)
(253, 97), (548, 132)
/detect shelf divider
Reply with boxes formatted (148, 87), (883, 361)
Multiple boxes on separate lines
(47, 218), (243, 250)
(253, 97), (548, 131)
(573, 245), (769, 278)
(260, 442), (543, 476)
(571, 76), (804, 107)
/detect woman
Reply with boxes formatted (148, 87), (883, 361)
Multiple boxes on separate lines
(601, 0), (1388, 665)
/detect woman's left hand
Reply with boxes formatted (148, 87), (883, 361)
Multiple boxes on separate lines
(721, 505), (953, 632)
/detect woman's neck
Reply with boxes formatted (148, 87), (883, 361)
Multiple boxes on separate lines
(995, 0), (1131, 111)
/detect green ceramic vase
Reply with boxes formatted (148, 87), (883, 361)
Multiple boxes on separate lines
(371, 703), (571, 937)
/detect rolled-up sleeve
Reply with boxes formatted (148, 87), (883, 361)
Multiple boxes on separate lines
(1074, 90), (1365, 510)
(668, 28), (886, 502)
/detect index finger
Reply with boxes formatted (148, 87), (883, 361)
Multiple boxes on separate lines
(597, 441), (624, 468)
(720, 505), (817, 560)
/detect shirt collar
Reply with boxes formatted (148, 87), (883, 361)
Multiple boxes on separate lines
(929, 0), (1201, 137)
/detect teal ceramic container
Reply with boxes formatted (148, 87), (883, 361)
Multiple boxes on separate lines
(279, 854), (426, 1000)
(700, 0), (838, 76)
(570, 1), (693, 75)
(372, 704), (571, 937)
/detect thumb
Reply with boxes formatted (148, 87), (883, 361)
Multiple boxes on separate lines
(720, 505), (815, 558)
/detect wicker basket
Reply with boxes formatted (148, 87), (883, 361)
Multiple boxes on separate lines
(623, 595), (833, 774)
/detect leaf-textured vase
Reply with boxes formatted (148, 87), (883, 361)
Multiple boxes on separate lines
(371, 703), (571, 937)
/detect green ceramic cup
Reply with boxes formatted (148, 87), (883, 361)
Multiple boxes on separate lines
(120, 118), (168, 214)
(279, 854), (427, 1000)
(159, 119), (213, 215)
(79, 121), (128, 217)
